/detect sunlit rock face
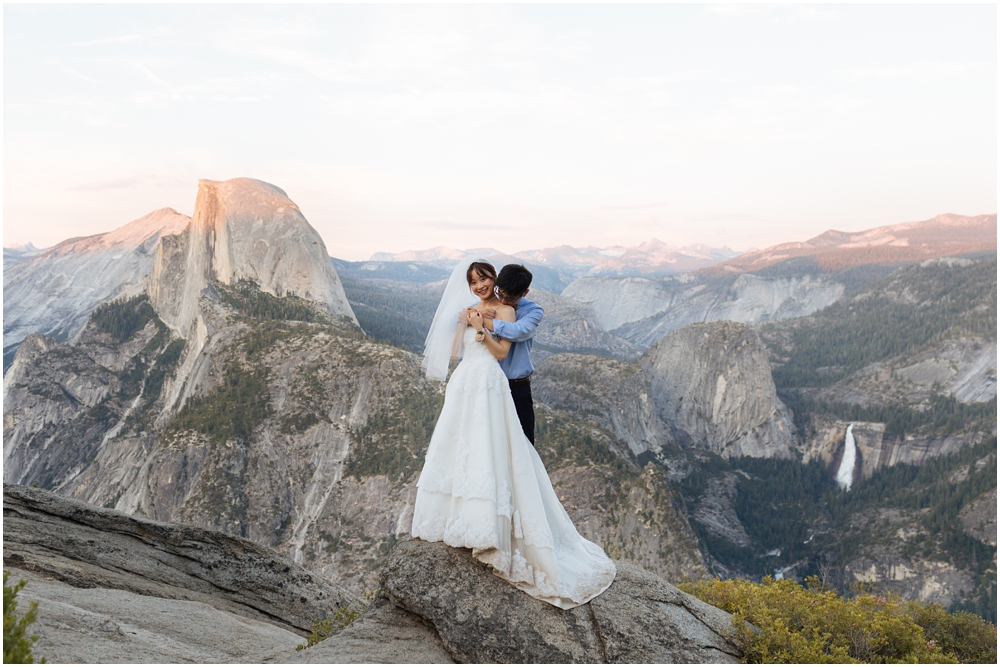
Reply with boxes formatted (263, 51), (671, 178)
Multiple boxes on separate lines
(149, 178), (356, 340)
(641, 321), (796, 459)
(3, 208), (190, 358)
(563, 273), (844, 350)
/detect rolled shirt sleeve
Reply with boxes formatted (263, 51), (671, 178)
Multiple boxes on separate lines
(492, 301), (544, 342)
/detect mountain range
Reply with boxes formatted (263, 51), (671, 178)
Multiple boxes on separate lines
(710, 213), (997, 274)
(2, 182), (995, 621)
(370, 240), (739, 279)
(3, 208), (189, 367)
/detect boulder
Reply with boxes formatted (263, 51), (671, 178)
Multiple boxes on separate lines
(377, 539), (740, 663)
(5, 486), (739, 664)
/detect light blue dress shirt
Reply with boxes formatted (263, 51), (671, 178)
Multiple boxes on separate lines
(492, 298), (544, 380)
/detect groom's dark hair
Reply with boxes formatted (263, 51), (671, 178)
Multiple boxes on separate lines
(496, 264), (533, 299)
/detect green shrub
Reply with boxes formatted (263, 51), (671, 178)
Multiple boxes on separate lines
(905, 601), (998, 664)
(4, 572), (44, 664)
(679, 576), (996, 663)
(294, 606), (363, 651)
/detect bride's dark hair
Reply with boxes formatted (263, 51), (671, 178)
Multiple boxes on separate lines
(466, 261), (497, 285)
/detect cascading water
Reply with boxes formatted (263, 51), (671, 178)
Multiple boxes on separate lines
(835, 423), (856, 491)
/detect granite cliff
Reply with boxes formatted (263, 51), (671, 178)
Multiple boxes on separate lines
(3, 208), (189, 369)
(149, 178), (355, 339)
(642, 321), (795, 459)
(2, 298), (708, 590)
(533, 321), (796, 462)
(6, 195), (994, 624)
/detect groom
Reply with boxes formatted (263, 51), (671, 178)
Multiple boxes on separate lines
(479, 264), (544, 444)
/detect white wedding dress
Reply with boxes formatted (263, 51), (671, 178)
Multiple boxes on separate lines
(411, 325), (617, 609)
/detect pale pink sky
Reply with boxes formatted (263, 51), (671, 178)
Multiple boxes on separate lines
(3, 3), (996, 260)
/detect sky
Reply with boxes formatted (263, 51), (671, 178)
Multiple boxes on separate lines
(3, 3), (996, 260)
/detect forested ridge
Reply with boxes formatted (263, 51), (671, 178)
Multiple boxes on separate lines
(767, 258), (996, 390)
(783, 393), (997, 438)
(340, 278), (443, 352)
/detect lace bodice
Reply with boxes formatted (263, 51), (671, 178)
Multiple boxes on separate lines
(460, 324), (502, 364)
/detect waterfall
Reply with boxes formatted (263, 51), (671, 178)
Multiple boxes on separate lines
(835, 423), (856, 491)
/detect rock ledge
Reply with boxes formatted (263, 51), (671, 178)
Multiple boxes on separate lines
(294, 538), (741, 663)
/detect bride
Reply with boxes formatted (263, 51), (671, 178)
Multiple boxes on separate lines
(410, 259), (616, 609)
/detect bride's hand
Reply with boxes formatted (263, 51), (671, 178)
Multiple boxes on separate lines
(468, 310), (484, 329)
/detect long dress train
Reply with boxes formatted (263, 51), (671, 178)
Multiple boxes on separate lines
(410, 326), (616, 609)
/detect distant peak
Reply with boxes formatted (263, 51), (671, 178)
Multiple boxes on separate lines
(198, 177), (290, 200)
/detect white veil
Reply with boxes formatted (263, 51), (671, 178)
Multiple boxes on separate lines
(422, 255), (505, 381)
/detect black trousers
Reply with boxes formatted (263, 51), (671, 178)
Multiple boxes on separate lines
(509, 381), (535, 445)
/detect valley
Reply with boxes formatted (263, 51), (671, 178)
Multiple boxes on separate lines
(3, 187), (995, 623)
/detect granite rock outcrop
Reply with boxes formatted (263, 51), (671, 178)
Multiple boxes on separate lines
(149, 178), (355, 341)
(3, 484), (363, 634)
(3, 208), (189, 367)
(529, 289), (641, 361)
(4, 282), (707, 598)
(642, 321), (796, 459)
(292, 539), (740, 664)
(3, 567), (303, 663)
(533, 353), (670, 457)
(801, 419), (991, 485)
(4, 485), (739, 664)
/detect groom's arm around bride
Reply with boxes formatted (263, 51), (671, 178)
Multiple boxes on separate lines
(480, 264), (544, 445)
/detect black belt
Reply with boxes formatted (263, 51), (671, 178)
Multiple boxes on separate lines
(508, 377), (531, 387)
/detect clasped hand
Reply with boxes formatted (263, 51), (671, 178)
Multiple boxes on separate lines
(468, 307), (497, 326)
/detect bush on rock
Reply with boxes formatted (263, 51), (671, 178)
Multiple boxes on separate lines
(679, 576), (996, 664)
(3, 572), (44, 664)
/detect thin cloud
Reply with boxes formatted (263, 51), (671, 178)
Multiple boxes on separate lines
(418, 220), (516, 231)
(69, 179), (142, 191)
(597, 201), (672, 211)
(70, 34), (142, 47)
(839, 61), (971, 81)
(131, 62), (169, 87)
(49, 60), (100, 84)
